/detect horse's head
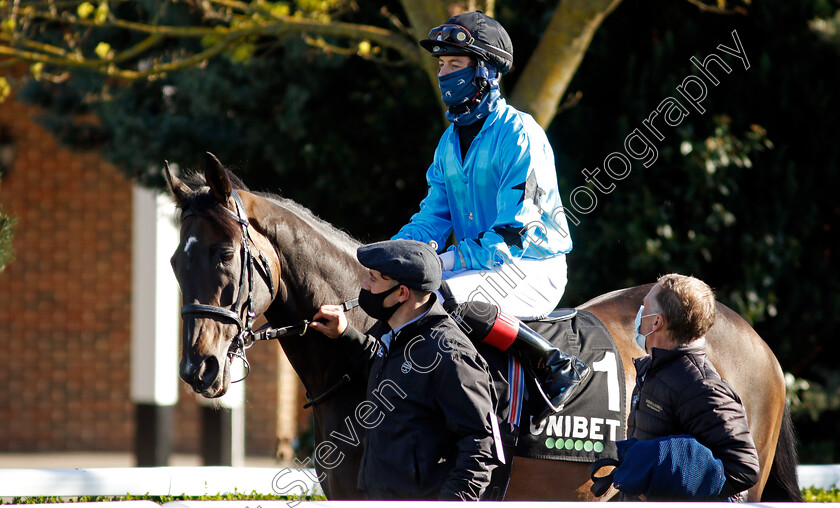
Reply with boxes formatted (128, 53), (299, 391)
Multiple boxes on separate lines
(164, 153), (278, 397)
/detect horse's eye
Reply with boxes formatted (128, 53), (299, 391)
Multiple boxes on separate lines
(220, 251), (234, 263)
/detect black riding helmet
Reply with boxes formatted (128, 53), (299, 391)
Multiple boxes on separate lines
(419, 11), (514, 75)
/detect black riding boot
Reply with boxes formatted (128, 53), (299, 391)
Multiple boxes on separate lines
(439, 283), (590, 424)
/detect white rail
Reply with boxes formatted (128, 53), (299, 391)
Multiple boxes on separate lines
(0, 467), (321, 498)
(799, 464), (840, 489)
(0, 465), (835, 501)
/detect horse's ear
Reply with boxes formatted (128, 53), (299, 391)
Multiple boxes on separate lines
(164, 160), (190, 204)
(204, 152), (231, 204)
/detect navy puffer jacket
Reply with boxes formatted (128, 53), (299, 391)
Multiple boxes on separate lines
(627, 338), (760, 499)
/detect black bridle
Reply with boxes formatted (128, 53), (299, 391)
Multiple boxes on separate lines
(179, 189), (359, 408)
(180, 190), (285, 382)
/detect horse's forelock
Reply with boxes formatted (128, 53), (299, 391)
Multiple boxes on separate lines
(177, 168), (249, 193)
(175, 168), (248, 239)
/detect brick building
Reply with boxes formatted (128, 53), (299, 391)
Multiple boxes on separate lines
(0, 92), (308, 460)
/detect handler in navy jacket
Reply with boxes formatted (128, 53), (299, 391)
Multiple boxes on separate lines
(311, 239), (498, 500)
(621, 273), (760, 500)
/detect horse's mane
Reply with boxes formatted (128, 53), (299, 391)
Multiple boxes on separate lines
(174, 169), (360, 256)
(259, 193), (361, 257)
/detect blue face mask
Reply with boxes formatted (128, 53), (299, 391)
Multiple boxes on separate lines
(439, 64), (502, 126)
(438, 66), (479, 108)
(634, 305), (658, 352)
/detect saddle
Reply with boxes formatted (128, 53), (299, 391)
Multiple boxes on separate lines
(540, 308), (578, 322)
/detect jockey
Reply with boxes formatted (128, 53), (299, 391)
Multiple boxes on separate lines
(393, 11), (588, 422)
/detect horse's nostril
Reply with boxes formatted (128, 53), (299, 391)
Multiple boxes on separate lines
(180, 356), (220, 393)
(198, 356), (220, 390)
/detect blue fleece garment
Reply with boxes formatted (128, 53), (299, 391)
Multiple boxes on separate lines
(613, 435), (726, 500)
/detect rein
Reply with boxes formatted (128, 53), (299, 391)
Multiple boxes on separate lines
(304, 374), (352, 409)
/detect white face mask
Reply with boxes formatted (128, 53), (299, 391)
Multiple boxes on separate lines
(634, 305), (658, 352)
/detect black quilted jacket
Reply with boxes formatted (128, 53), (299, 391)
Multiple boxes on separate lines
(339, 299), (497, 500)
(626, 338), (760, 498)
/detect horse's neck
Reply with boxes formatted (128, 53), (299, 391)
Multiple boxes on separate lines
(255, 196), (367, 326)
(254, 196), (373, 429)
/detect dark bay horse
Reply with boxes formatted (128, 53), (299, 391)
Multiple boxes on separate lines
(165, 155), (800, 501)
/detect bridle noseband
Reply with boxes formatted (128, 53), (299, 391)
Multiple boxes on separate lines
(180, 190), (279, 382)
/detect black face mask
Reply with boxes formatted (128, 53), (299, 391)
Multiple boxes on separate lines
(358, 283), (403, 322)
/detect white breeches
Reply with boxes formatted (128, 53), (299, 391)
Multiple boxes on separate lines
(441, 254), (568, 320)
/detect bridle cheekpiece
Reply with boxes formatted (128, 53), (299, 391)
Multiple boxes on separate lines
(179, 190), (277, 382)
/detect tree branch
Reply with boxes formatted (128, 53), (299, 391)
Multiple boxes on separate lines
(0, 31), (238, 80)
(398, 0), (450, 120)
(302, 34), (358, 56)
(683, 0), (747, 15)
(111, 33), (165, 63)
(0, 33), (69, 57)
(508, 0), (624, 128)
(2, 4), (424, 81)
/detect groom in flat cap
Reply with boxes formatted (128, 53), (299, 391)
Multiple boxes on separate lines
(311, 239), (500, 500)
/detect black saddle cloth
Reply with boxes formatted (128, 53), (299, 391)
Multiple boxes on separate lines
(478, 309), (627, 464)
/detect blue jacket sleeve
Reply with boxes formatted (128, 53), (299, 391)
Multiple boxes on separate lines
(392, 159), (453, 251)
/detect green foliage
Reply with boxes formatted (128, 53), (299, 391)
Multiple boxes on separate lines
(802, 487), (840, 502)
(787, 370), (840, 422)
(1, 490), (325, 504)
(19, 2), (439, 240)
(810, 9), (840, 53)
(0, 180), (16, 273)
(786, 368), (840, 463)
(0, 211), (14, 272)
(0, 76), (10, 102)
(553, 0), (840, 434)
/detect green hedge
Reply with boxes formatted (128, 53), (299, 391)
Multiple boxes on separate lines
(3, 488), (838, 503)
(0, 491), (325, 505)
(802, 487), (840, 502)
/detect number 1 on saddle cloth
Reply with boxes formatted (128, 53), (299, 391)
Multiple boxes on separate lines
(438, 280), (591, 424)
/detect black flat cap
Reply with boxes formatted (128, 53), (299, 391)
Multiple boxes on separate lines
(357, 239), (442, 291)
